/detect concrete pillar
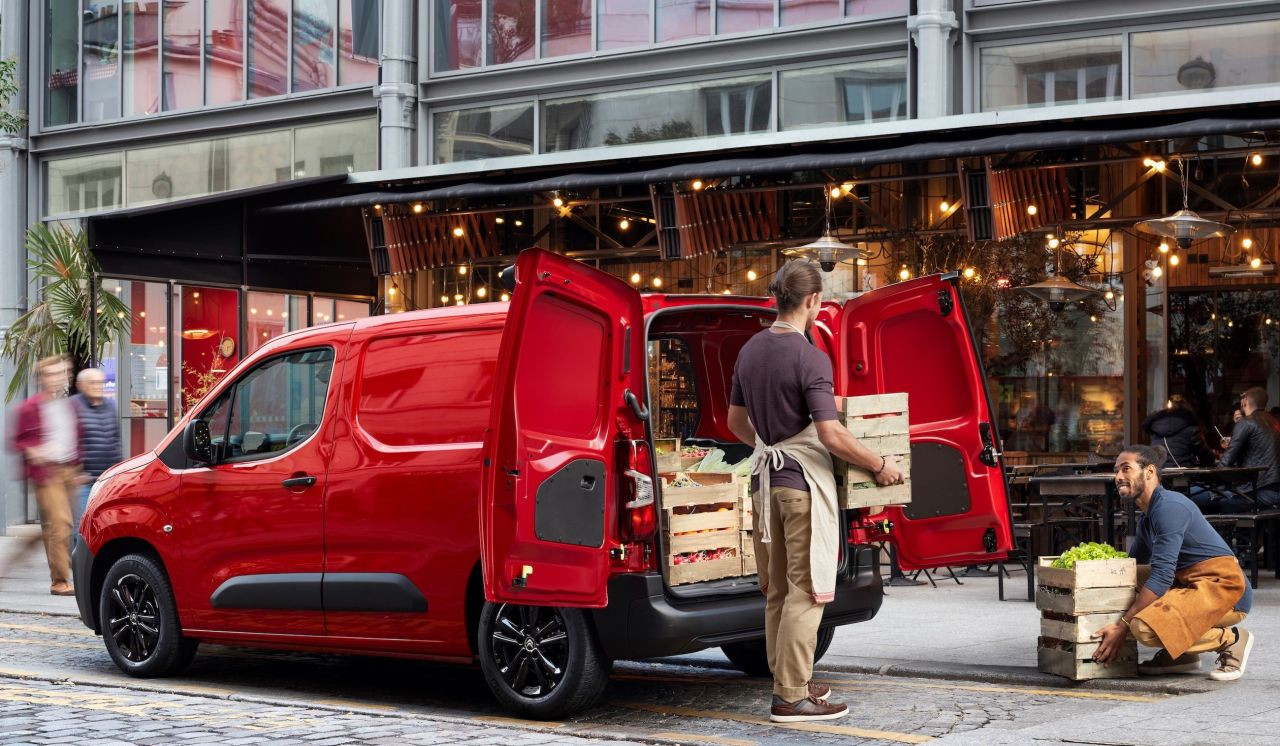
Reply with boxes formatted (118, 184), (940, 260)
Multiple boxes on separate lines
(376, 0), (418, 169)
(0, 0), (31, 529)
(908, 0), (959, 121)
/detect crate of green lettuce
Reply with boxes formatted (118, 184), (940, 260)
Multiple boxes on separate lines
(1036, 543), (1138, 680)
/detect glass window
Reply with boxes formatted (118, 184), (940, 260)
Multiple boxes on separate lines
(656, 0), (708, 43)
(312, 297), (335, 324)
(247, 291), (305, 353)
(293, 118), (378, 177)
(434, 102), (534, 163)
(334, 298), (370, 322)
(1132, 19), (1280, 98)
(84, 0), (122, 121)
(222, 348), (335, 459)
(434, 0), (482, 71)
(597, 0), (648, 51)
(123, 1), (160, 117)
(163, 0), (203, 111)
(248, 0), (289, 98)
(126, 139), (215, 207)
(781, 57), (906, 129)
(543, 0), (591, 57)
(781, 0), (840, 28)
(221, 128), (294, 189)
(178, 286), (241, 416)
(102, 280), (171, 457)
(293, 0), (337, 91)
(542, 75), (771, 152)
(846, 0), (908, 17)
(46, 0), (81, 126)
(45, 152), (124, 216)
(206, 0), (246, 105)
(338, 0), (380, 84)
(980, 37), (1122, 112)
(719, 0), (773, 36)
(488, 0), (534, 65)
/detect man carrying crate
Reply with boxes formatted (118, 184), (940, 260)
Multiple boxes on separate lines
(726, 259), (903, 723)
(1092, 444), (1255, 681)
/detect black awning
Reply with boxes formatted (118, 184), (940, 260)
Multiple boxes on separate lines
(261, 113), (1280, 214)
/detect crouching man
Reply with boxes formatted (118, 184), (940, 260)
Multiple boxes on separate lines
(1092, 444), (1254, 680)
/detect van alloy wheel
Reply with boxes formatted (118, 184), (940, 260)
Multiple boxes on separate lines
(490, 604), (569, 697)
(107, 573), (161, 662)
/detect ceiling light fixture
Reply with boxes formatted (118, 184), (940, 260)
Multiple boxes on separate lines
(1136, 158), (1232, 248)
(781, 186), (865, 272)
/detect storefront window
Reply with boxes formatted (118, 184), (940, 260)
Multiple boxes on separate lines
(293, 118), (378, 177)
(980, 37), (1122, 112)
(1131, 19), (1280, 99)
(488, 0), (535, 65)
(543, 0), (591, 57)
(434, 103), (535, 163)
(312, 297), (370, 325)
(206, 0), (247, 105)
(655, 0), (709, 43)
(781, 0), (840, 29)
(248, 0), (289, 98)
(780, 57), (907, 130)
(434, 0), (482, 71)
(293, 0), (337, 91)
(597, 0), (648, 51)
(125, 139), (215, 207)
(178, 286), (241, 416)
(542, 74), (771, 152)
(123, 1), (160, 117)
(46, 0), (81, 126)
(845, 0), (907, 16)
(718, 0), (772, 36)
(84, 0), (122, 121)
(338, 0), (380, 84)
(101, 280), (171, 457)
(45, 152), (124, 216)
(247, 291), (306, 352)
(162, 0), (203, 111)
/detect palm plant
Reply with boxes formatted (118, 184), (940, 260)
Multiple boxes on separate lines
(1, 224), (131, 401)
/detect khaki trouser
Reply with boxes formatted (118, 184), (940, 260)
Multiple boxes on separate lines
(34, 465), (78, 586)
(1133, 565), (1246, 654)
(754, 486), (824, 702)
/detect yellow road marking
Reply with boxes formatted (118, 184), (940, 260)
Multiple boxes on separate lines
(474, 715), (565, 728)
(0, 621), (94, 636)
(611, 700), (933, 743)
(0, 636), (98, 650)
(650, 732), (758, 745)
(310, 698), (397, 711)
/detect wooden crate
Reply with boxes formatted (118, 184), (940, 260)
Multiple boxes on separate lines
(1036, 557), (1136, 591)
(740, 530), (756, 575)
(1037, 638), (1137, 680)
(1040, 611), (1124, 643)
(661, 473), (742, 586)
(668, 555), (742, 585)
(835, 393), (913, 510)
(1035, 586), (1136, 615)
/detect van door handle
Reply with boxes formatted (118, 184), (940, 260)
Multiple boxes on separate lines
(282, 475), (317, 489)
(624, 389), (649, 420)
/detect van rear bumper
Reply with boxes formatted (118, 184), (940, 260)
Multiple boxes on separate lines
(592, 544), (882, 661)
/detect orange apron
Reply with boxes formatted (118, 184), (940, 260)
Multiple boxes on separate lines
(1134, 556), (1245, 658)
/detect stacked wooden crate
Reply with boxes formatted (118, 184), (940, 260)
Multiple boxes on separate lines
(835, 393), (913, 510)
(1036, 557), (1138, 680)
(661, 472), (742, 585)
(740, 484), (756, 575)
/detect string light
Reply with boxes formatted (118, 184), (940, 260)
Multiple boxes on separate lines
(552, 195), (564, 208)
(1170, 254), (1180, 266)
(495, 216), (505, 224)
(1158, 242), (1170, 253)
(459, 266), (468, 275)
(1048, 237), (1060, 249)
(1152, 265), (1163, 278)
(139, 311), (146, 318)
(940, 201), (950, 212)
(619, 218), (630, 231)
(1251, 257), (1263, 269)
(630, 272), (641, 284)
(652, 277), (663, 288)
(1090, 315), (1098, 323)
(898, 267), (911, 281)
(856, 258), (867, 266)
(440, 294), (449, 304)
(500, 293), (510, 302)
(412, 203), (424, 214)
(1242, 237), (1254, 250)
(477, 287), (487, 298)
(962, 267), (975, 279)
(514, 220), (524, 227)
(691, 180), (704, 191)
(746, 269), (758, 281)
(454, 294), (464, 301)
(830, 187), (842, 199)
(373, 204), (381, 212)
(722, 289), (731, 295)
(1252, 153), (1264, 166)
(453, 227), (465, 237)
(1026, 204), (1038, 216)
(387, 286), (397, 297)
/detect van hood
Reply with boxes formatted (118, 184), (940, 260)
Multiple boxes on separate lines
(98, 452), (156, 481)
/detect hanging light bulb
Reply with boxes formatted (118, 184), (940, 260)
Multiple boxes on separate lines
(387, 286), (396, 297)
(1048, 237), (1060, 249)
(940, 201), (950, 212)
(1158, 242), (1170, 253)
(454, 294), (464, 301)
(440, 294), (449, 304)
(412, 203), (424, 214)
(829, 187), (842, 199)
(652, 277), (663, 288)
(495, 216), (505, 224)
(1243, 237), (1254, 250)
(722, 289), (731, 295)
(1026, 204), (1038, 216)
(500, 293), (510, 302)
(1090, 315), (1098, 323)
(477, 287), (487, 298)
(1152, 265), (1164, 278)
(1105, 289), (1115, 301)
(1252, 153), (1264, 166)
(619, 218), (630, 231)
(690, 180), (704, 191)
(746, 269), (758, 281)
(630, 272), (641, 284)
(1252, 257), (1263, 269)
(898, 267), (911, 281)
(453, 227), (465, 238)
(963, 267), (976, 279)
(513, 219), (524, 227)
(459, 266), (468, 275)
(1170, 254), (1180, 266)
(552, 195), (564, 208)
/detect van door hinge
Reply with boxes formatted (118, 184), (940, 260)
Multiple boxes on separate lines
(978, 422), (1000, 467)
(937, 290), (953, 317)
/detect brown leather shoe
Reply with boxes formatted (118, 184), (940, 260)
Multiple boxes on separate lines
(50, 583), (75, 597)
(770, 695), (848, 722)
(808, 682), (831, 701)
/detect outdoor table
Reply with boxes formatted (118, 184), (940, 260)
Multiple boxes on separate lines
(1028, 473), (1122, 550)
(1161, 466), (1266, 506)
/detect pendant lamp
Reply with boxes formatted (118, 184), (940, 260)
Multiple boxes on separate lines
(1018, 238), (1097, 311)
(782, 187), (864, 272)
(1136, 159), (1232, 249)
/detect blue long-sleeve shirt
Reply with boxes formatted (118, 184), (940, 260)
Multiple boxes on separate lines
(1129, 487), (1252, 613)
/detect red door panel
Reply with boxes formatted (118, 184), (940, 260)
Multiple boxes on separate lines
(837, 274), (1012, 570)
(482, 249), (647, 608)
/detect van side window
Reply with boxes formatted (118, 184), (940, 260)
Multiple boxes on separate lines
(201, 348), (335, 462)
(357, 329), (501, 445)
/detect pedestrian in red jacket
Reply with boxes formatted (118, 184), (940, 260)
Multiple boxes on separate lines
(7, 355), (81, 595)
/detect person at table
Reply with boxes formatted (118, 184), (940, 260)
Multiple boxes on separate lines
(1092, 444), (1254, 681)
(1209, 387), (1280, 512)
(1141, 395), (1214, 469)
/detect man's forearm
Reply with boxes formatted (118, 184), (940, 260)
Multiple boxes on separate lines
(826, 428), (885, 473)
(1122, 586), (1160, 626)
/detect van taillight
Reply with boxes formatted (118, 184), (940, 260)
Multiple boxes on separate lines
(620, 441), (656, 542)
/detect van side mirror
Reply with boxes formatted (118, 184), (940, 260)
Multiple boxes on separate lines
(184, 420), (214, 464)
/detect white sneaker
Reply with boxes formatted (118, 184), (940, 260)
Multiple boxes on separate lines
(1209, 628), (1253, 682)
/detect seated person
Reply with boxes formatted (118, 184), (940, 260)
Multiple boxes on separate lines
(1210, 387), (1280, 512)
(1092, 445), (1254, 681)
(1141, 395), (1214, 468)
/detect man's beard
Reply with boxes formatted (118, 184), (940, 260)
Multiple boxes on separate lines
(1116, 478), (1147, 503)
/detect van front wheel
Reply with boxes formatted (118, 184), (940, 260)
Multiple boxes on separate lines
(478, 602), (609, 719)
(99, 553), (198, 678)
(721, 626), (835, 677)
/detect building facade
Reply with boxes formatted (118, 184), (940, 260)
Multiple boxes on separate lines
(4, 0), (1280, 526)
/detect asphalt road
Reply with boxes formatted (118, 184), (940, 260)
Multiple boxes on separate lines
(0, 610), (1172, 745)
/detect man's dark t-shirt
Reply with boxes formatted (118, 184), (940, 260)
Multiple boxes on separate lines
(730, 329), (838, 492)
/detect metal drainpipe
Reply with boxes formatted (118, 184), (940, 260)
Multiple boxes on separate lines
(376, 0), (418, 170)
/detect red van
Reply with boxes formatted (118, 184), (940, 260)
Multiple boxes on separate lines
(73, 248), (1012, 718)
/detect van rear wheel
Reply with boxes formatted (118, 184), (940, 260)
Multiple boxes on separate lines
(477, 602), (609, 719)
(721, 626), (835, 677)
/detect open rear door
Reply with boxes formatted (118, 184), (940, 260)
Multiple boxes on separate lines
(838, 274), (1013, 570)
(482, 248), (647, 607)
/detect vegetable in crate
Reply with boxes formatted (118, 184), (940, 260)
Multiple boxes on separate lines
(1052, 542), (1128, 569)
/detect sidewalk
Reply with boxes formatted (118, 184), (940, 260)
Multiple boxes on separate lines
(0, 526), (81, 617)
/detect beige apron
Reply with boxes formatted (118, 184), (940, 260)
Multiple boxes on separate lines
(751, 422), (841, 603)
(1134, 555), (1246, 658)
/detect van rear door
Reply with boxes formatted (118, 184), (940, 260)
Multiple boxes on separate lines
(837, 274), (1013, 570)
(482, 248), (647, 608)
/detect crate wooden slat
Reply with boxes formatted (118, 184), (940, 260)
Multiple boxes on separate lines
(1040, 611), (1123, 643)
(666, 509), (739, 535)
(1035, 586), (1136, 615)
(661, 481), (740, 509)
(668, 554), (742, 585)
(836, 393), (913, 510)
(668, 527), (739, 554)
(1037, 557), (1136, 591)
(1037, 639), (1137, 680)
(843, 393), (908, 416)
